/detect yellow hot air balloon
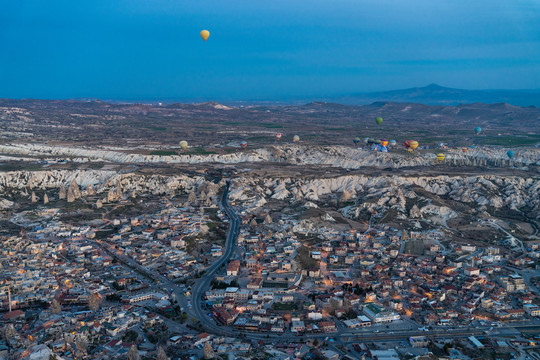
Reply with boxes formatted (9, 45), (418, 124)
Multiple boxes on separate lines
(410, 141), (419, 151)
(436, 153), (445, 162)
(179, 141), (188, 150)
(200, 30), (210, 42)
(293, 135), (300, 142)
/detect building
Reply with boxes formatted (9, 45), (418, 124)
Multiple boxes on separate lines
(291, 320), (305, 333)
(409, 336), (429, 348)
(464, 267), (480, 276)
(227, 260), (241, 276)
(124, 292), (168, 304)
(524, 304), (540, 317)
(363, 303), (400, 323)
(469, 336), (484, 348)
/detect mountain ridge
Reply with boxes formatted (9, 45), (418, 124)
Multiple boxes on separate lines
(336, 83), (540, 107)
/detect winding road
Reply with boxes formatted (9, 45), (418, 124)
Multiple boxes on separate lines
(186, 181), (540, 344)
(190, 180), (241, 335)
(93, 174), (540, 343)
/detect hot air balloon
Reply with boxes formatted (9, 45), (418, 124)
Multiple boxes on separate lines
(474, 127), (482, 135)
(179, 141), (188, 150)
(363, 137), (370, 144)
(275, 133), (282, 141)
(410, 141), (419, 151)
(436, 153), (446, 162)
(240, 141), (247, 150)
(380, 139), (389, 147)
(373, 144), (388, 152)
(389, 140), (397, 146)
(293, 135), (300, 143)
(461, 148), (468, 154)
(353, 137), (361, 145)
(375, 117), (383, 125)
(507, 150), (514, 159)
(200, 30), (210, 42)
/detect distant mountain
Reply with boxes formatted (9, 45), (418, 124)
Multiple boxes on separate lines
(336, 84), (540, 107)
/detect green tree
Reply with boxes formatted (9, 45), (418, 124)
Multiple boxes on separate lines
(179, 312), (188, 324)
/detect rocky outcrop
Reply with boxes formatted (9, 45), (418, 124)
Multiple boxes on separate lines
(86, 184), (96, 196)
(409, 205), (422, 218)
(229, 173), (540, 219)
(59, 186), (66, 200)
(0, 199), (14, 210)
(0, 170), (210, 203)
(67, 180), (81, 203)
(1, 143), (538, 169)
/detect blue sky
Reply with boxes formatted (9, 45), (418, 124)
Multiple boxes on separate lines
(1, 0), (538, 100)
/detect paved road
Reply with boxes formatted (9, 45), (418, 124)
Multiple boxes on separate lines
(92, 174), (540, 343)
(185, 181), (540, 343)
(190, 180), (241, 335)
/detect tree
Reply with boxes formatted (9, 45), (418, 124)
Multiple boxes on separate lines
(179, 312), (188, 324)
(88, 292), (101, 312)
(127, 344), (140, 360)
(50, 298), (61, 314)
(157, 346), (169, 360)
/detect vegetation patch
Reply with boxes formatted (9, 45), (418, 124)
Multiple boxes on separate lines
(151, 150), (178, 156)
(272, 302), (298, 311)
(295, 245), (319, 269)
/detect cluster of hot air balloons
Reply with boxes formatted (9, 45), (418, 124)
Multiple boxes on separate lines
(404, 140), (419, 152)
(363, 138), (389, 152)
(272, 133), (301, 142)
(195, 30), (519, 167)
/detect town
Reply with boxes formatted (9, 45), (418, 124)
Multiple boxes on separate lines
(0, 166), (539, 360)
